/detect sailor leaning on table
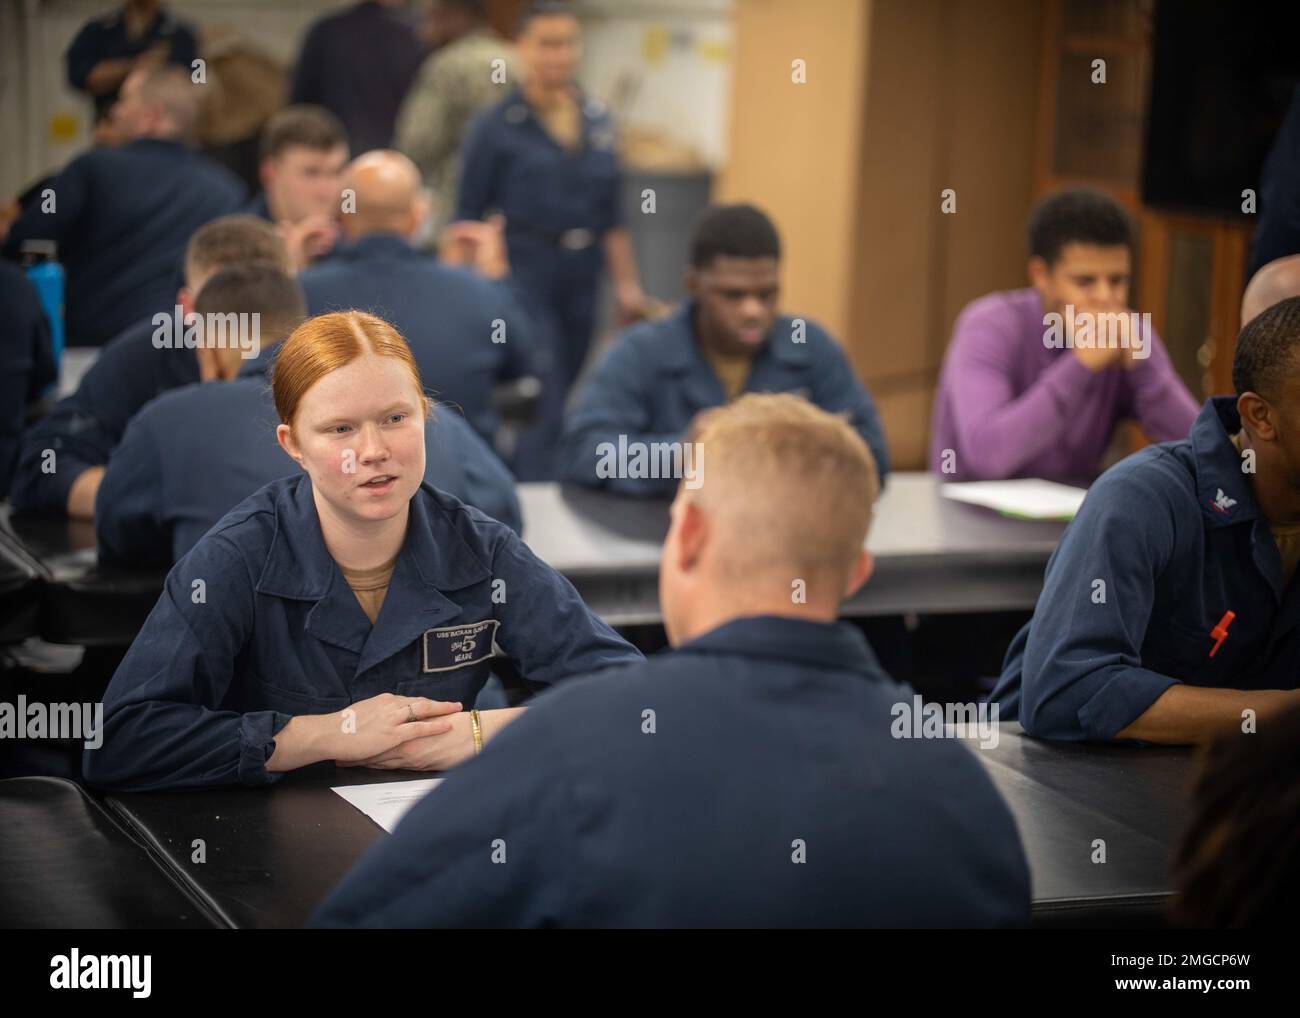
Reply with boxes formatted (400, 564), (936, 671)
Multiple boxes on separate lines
(82, 310), (642, 791)
(992, 297), (1300, 744)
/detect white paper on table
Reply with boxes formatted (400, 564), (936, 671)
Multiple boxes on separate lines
(332, 778), (444, 833)
(940, 479), (1086, 520)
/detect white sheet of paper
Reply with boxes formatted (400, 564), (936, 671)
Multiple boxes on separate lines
(332, 778), (443, 833)
(940, 479), (1086, 520)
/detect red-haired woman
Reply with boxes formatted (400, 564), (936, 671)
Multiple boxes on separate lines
(84, 311), (642, 790)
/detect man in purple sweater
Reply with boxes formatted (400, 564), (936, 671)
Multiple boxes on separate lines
(929, 188), (1199, 482)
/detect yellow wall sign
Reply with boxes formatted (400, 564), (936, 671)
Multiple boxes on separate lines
(49, 113), (80, 143)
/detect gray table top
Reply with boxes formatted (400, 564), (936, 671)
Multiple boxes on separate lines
(520, 473), (1068, 571)
(518, 474), (1071, 623)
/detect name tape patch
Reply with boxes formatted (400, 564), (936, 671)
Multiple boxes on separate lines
(421, 619), (500, 674)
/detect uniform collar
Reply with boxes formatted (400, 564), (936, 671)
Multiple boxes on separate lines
(256, 477), (494, 675)
(257, 476), (491, 600)
(237, 340), (278, 378)
(1190, 396), (1258, 529)
(244, 190), (272, 222)
(502, 85), (608, 130)
(660, 301), (813, 372)
(331, 232), (419, 261)
(124, 137), (189, 155)
(676, 615), (887, 679)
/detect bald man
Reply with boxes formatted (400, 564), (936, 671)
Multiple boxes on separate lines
(314, 393), (1031, 928)
(1242, 254), (1300, 327)
(298, 150), (534, 445)
(2, 66), (245, 346)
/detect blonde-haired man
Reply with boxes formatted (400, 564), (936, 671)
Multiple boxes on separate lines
(315, 394), (1030, 928)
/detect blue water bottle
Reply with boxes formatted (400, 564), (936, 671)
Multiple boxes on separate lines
(22, 239), (65, 375)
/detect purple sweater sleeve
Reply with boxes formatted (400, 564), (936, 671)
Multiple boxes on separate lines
(1123, 326), (1201, 442)
(943, 304), (1097, 479)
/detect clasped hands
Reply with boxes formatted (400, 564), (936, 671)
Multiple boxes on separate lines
(329, 693), (514, 772)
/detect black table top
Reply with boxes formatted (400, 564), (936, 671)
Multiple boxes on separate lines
(102, 726), (1193, 928)
(2, 507), (167, 646)
(966, 727), (1193, 925)
(105, 765), (412, 929)
(0, 510), (43, 643)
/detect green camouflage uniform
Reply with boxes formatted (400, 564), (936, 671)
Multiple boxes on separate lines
(395, 28), (518, 237)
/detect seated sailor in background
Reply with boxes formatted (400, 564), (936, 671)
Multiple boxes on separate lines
(992, 298), (1300, 744)
(560, 203), (889, 496)
(10, 215), (290, 520)
(299, 150), (534, 446)
(245, 105), (351, 271)
(1, 66), (245, 347)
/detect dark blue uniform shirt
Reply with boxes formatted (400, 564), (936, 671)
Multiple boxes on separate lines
(288, 1), (425, 153)
(83, 474), (641, 791)
(457, 87), (624, 478)
(560, 302), (891, 495)
(95, 350), (522, 564)
(65, 7), (199, 119)
(10, 317), (198, 514)
(0, 263), (56, 499)
(312, 616), (1030, 928)
(299, 233), (534, 443)
(242, 191), (272, 221)
(1, 139), (245, 347)
(457, 87), (622, 246)
(993, 397), (1300, 741)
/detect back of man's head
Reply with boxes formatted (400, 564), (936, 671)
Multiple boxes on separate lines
(660, 393), (878, 644)
(1172, 701), (1300, 927)
(132, 66), (203, 141)
(340, 150), (426, 239)
(1232, 294), (1300, 399)
(1241, 255), (1300, 328)
(185, 215), (292, 292)
(193, 262), (306, 378)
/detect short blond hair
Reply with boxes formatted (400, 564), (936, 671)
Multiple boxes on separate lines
(186, 215), (291, 283)
(684, 393), (879, 586)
